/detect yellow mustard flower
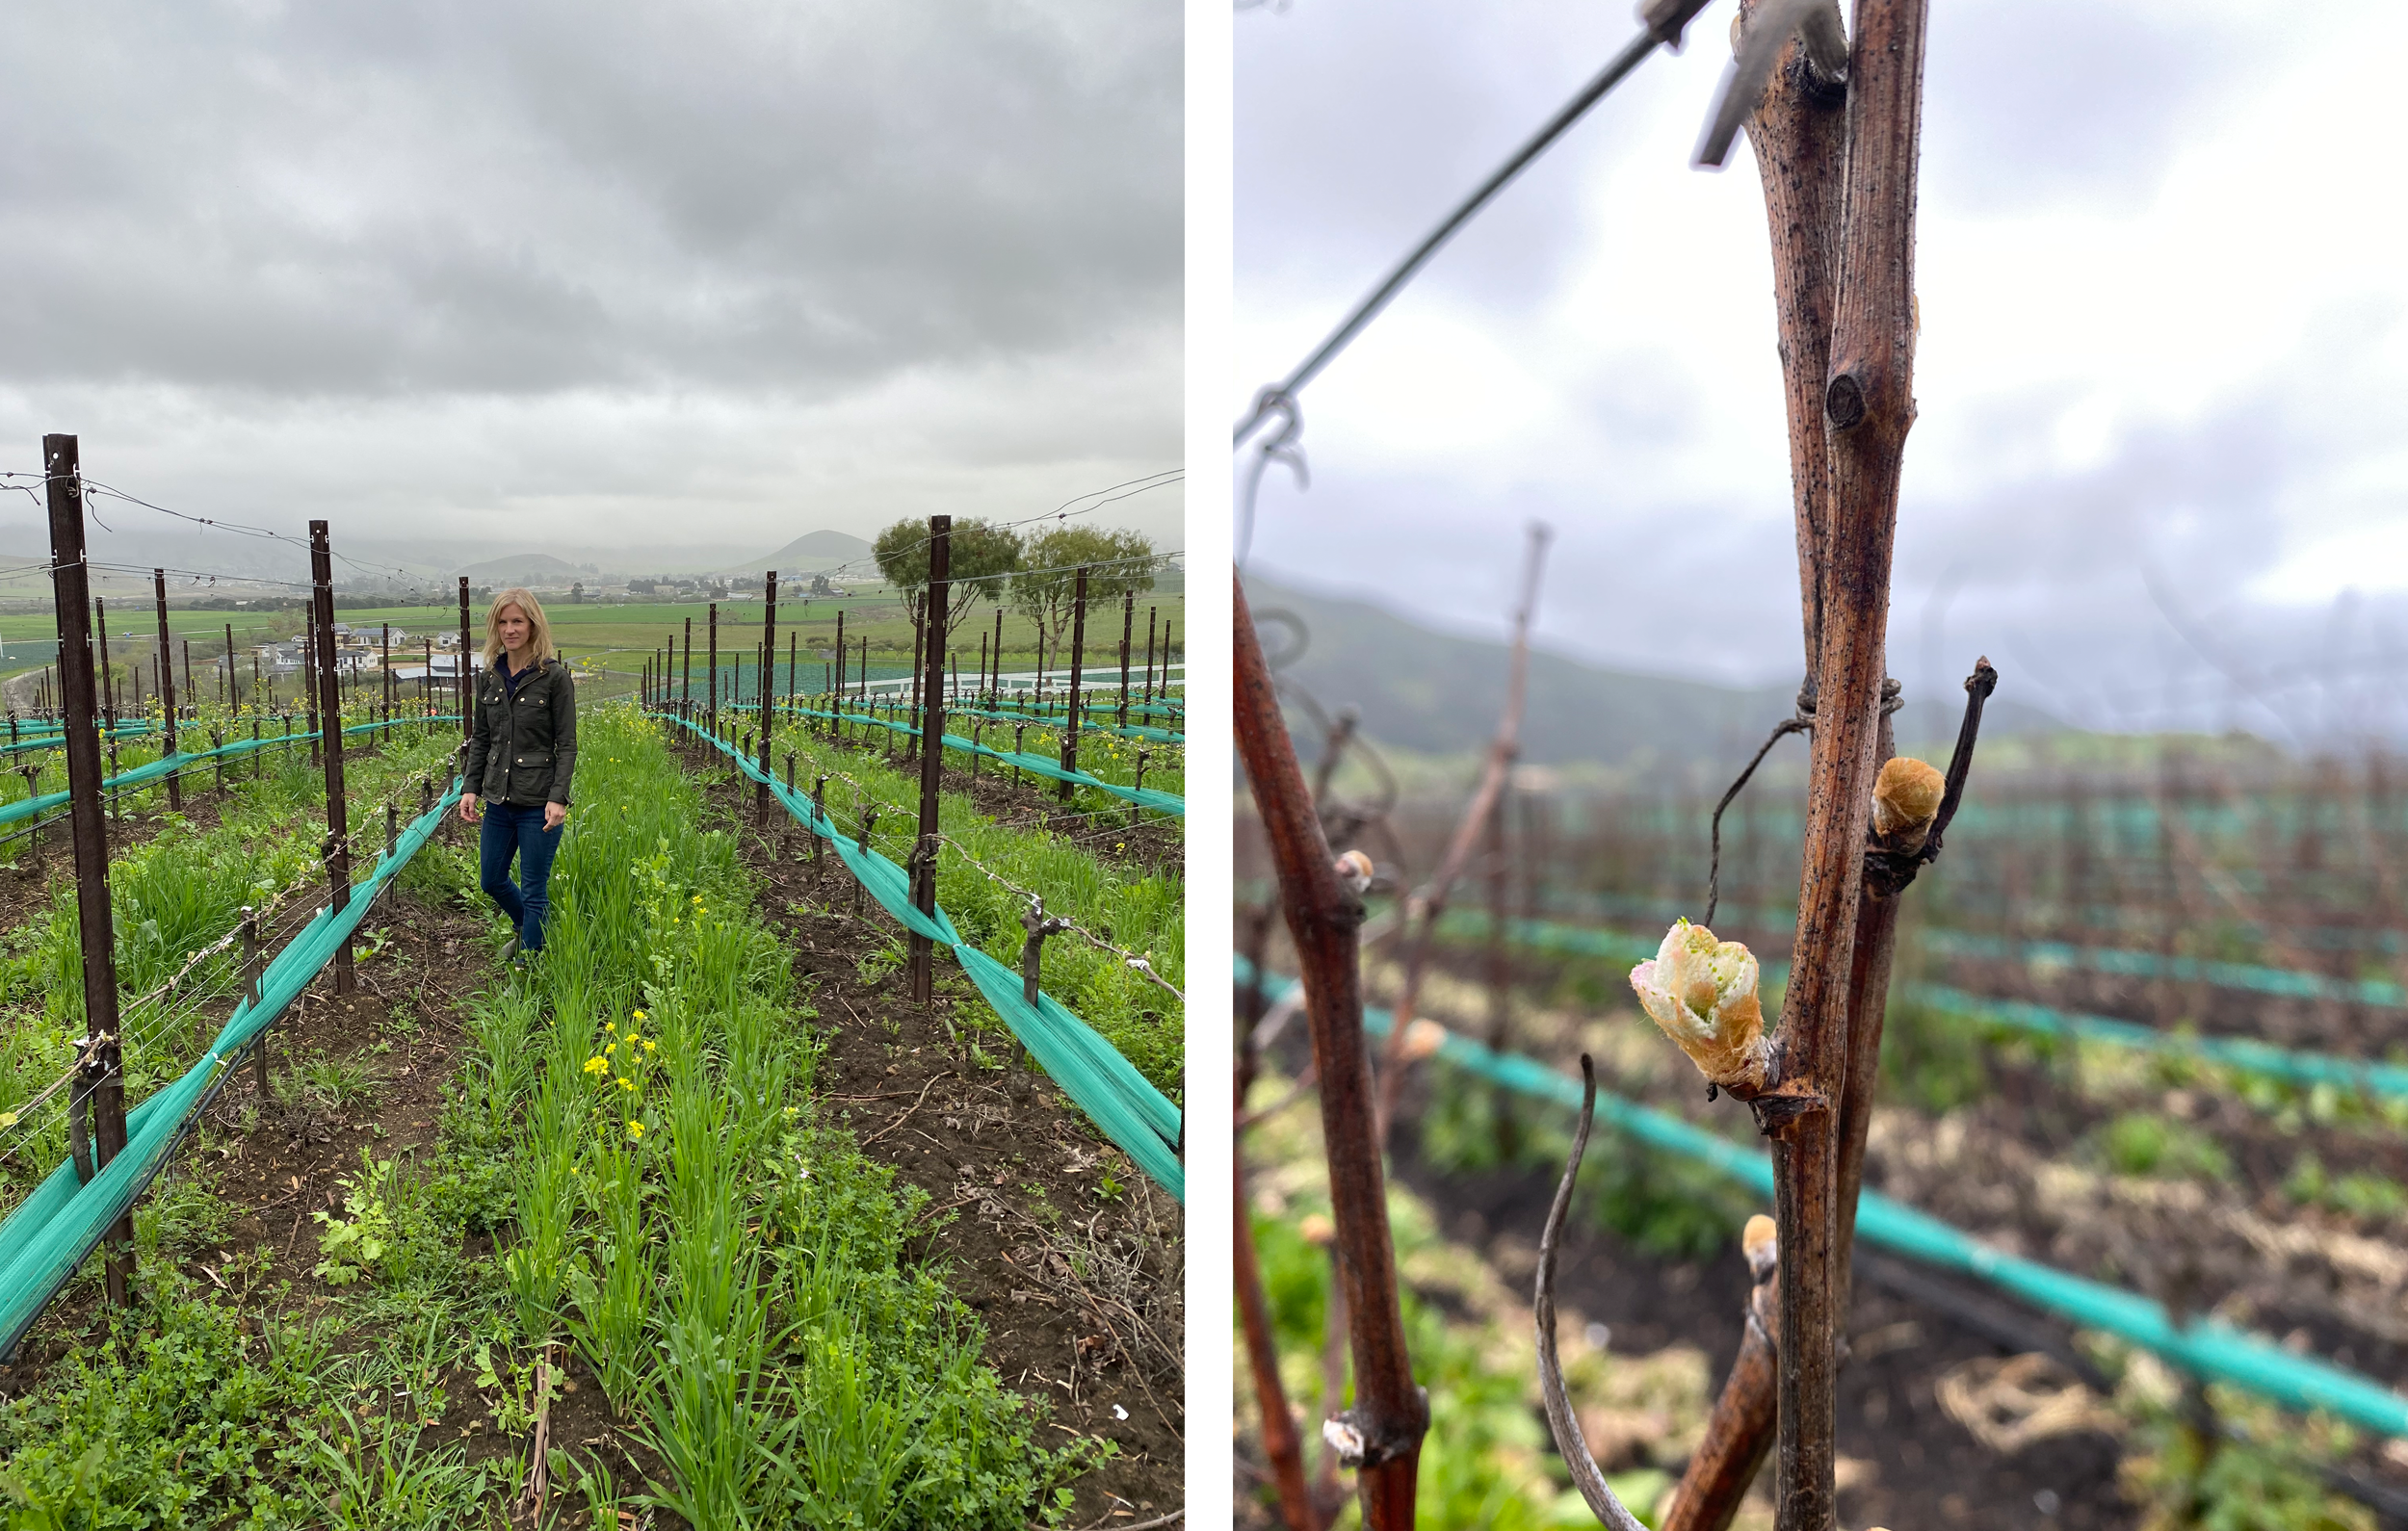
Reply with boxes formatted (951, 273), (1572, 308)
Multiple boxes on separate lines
(634, 1009), (648, 1022)
(626, 1120), (645, 1140)
(617, 1077), (636, 1092)
(642, 1040), (657, 1053)
(583, 1056), (609, 1077)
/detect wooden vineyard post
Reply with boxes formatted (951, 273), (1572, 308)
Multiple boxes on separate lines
(310, 524), (356, 998)
(908, 516), (951, 1008)
(832, 609), (847, 743)
(94, 598), (116, 736)
(181, 638), (192, 721)
(1057, 565), (1088, 801)
(44, 432), (134, 1308)
(1143, 606), (1157, 707)
(457, 578), (472, 740)
(681, 616), (694, 729)
(1117, 590), (1134, 728)
(989, 606), (1004, 708)
(811, 774), (827, 878)
(381, 623), (392, 728)
(906, 596), (925, 763)
(707, 602), (720, 741)
(225, 623), (239, 714)
(780, 753), (795, 862)
(17, 764), (40, 878)
(1234, 571), (1425, 1528)
(152, 570), (180, 812)
(758, 573), (778, 825)
(1486, 773), (1516, 1160)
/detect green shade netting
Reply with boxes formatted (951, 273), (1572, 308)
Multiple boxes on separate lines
(1436, 911), (2408, 1103)
(665, 713), (1183, 1200)
(936, 702), (1183, 745)
(1232, 955), (2408, 1439)
(770, 704), (1183, 817)
(0, 715), (458, 829)
(0, 774), (464, 1356)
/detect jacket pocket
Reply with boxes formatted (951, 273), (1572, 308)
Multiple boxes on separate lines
(510, 747), (554, 798)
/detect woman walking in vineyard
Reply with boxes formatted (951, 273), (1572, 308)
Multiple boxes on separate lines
(459, 586), (577, 963)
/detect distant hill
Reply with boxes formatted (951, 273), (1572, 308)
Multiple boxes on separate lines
(737, 530), (875, 576)
(456, 552), (595, 585)
(1246, 574), (2067, 774)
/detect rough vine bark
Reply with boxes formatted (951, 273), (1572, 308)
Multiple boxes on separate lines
(1741, 2), (1932, 1527)
(1235, 572), (1426, 1529)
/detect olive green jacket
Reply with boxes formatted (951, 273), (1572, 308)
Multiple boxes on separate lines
(463, 657), (577, 807)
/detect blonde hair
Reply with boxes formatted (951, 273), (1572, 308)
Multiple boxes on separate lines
(481, 587), (556, 668)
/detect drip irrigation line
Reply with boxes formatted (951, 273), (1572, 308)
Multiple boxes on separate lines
(1918, 928), (2407, 1012)
(933, 833), (1184, 1004)
(657, 712), (1184, 1200)
(1231, 957), (2408, 1440)
(0, 774), (466, 1357)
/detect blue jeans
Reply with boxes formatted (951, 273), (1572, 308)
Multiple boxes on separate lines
(479, 801), (563, 952)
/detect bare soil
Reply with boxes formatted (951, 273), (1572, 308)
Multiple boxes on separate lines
(1239, 939), (2408, 1531)
(687, 749), (1188, 1526)
(771, 719), (1185, 879)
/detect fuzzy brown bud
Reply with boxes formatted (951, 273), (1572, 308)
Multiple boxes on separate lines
(1741, 1214), (1779, 1281)
(1871, 756), (1946, 851)
(1333, 849), (1375, 894)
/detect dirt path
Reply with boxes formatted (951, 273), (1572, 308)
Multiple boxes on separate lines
(687, 756), (1188, 1525)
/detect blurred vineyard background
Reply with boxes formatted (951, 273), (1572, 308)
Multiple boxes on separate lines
(1236, 575), (2408, 1531)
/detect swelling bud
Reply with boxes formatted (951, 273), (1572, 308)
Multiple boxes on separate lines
(1871, 756), (1945, 851)
(1630, 920), (1770, 1092)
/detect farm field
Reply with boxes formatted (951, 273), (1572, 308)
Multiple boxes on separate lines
(0, 701), (1184, 1526)
(1235, 743), (2408, 1530)
(0, 587), (1190, 719)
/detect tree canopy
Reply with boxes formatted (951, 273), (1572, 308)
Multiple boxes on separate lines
(872, 517), (1025, 641)
(1008, 526), (1162, 657)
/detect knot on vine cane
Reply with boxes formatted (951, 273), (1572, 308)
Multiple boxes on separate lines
(1321, 1387), (1432, 1469)
(1019, 898), (1072, 1009)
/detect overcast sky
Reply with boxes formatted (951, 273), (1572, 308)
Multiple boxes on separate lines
(0, 1), (1183, 578)
(1237, 0), (2408, 744)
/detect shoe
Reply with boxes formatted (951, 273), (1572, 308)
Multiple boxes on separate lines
(503, 935), (521, 963)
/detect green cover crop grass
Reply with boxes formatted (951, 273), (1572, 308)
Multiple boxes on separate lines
(455, 705), (1089, 1526)
(720, 719), (1185, 1095)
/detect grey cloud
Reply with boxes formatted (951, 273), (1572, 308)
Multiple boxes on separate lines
(1922, 1), (2281, 216)
(1238, 0), (2404, 746)
(2, 1), (1180, 399)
